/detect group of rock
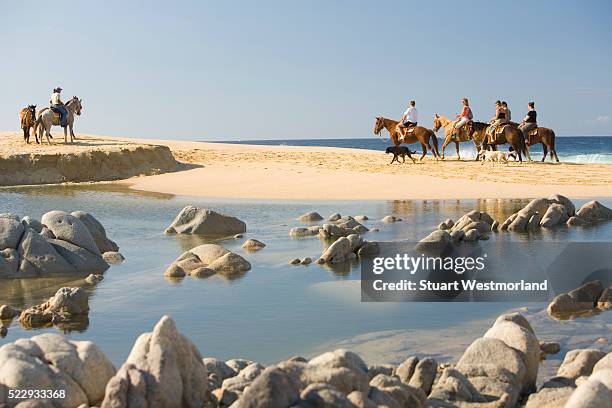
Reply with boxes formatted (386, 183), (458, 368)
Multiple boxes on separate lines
(418, 195), (612, 250)
(548, 280), (612, 319)
(1, 312), (610, 407)
(0, 210), (123, 279)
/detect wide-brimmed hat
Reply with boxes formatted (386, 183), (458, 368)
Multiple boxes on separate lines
(54, 87), (63, 92)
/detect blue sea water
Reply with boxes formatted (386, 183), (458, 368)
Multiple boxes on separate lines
(215, 136), (612, 164)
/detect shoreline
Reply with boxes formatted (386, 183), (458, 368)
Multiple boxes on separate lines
(2, 131), (611, 200)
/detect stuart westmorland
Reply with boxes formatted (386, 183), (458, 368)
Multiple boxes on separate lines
(372, 279), (549, 292)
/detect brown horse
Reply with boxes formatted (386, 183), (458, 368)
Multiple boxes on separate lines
(482, 123), (530, 162)
(373, 117), (440, 161)
(524, 127), (559, 162)
(19, 105), (37, 143)
(433, 114), (489, 160)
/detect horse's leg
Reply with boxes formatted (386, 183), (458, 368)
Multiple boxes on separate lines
(63, 126), (68, 144)
(440, 137), (451, 160)
(455, 142), (460, 160)
(69, 122), (76, 142)
(46, 126), (53, 145)
(515, 143), (522, 163)
(541, 144), (548, 162)
(23, 128), (29, 143)
(419, 143), (427, 161)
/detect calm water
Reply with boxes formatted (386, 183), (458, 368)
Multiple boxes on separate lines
(0, 185), (611, 366)
(216, 136), (612, 164)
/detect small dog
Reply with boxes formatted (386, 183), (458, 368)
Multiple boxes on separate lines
(385, 146), (417, 164)
(478, 147), (516, 165)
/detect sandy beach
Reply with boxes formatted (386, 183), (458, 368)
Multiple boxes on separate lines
(2, 131), (610, 198)
(115, 135), (612, 200)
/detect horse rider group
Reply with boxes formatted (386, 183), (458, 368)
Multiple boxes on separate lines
(50, 86), (68, 127)
(398, 98), (538, 143)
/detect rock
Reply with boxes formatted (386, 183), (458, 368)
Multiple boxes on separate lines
(567, 216), (585, 226)
(232, 366), (301, 408)
(49, 239), (109, 274)
(0, 333), (115, 407)
(328, 213), (342, 222)
(0, 215), (25, 250)
(491, 220), (500, 231)
(165, 206), (246, 236)
(494, 312), (535, 334)
(444, 218), (454, 229)
(84, 274), (104, 284)
(290, 258), (301, 265)
(300, 257), (312, 265)
(241, 239), (266, 252)
(565, 369), (612, 407)
(524, 382), (575, 408)
(408, 358), (437, 395)
(428, 367), (486, 404)
(575, 200), (612, 224)
(484, 315), (540, 393)
(527, 212), (542, 231)
(540, 341), (561, 355)
(21, 215), (43, 233)
(41, 211), (101, 256)
(40, 226), (56, 239)
(17, 229), (76, 277)
(367, 364), (395, 381)
(463, 228), (480, 242)
(347, 391), (376, 408)
(19, 287), (89, 329)
(319, 237), (352, 263)
(71, 211), (119, 253)
(165, 244), (251, 278)
(101, 315), (208, 408)
(593, 353), (612, 373)
(299, 383), (355, 407)
(354, 215), (369, 222)
(102, 251), (125, 264)
(234, 233), (243, 239)
(222, 362), (265, 392)
(395, 356), (419, 384)
(540, 203), (569, 228)
(415, 230), (451, 253)
(548, 194), (576, 216)
(547, 280), (605, 318)
(557, 349), (606, 379)
(212, 387), (240, 406)
(357, 241), (379, 257)
(0, 248), (19, 277)
(456, 337), (527, 406)
(369, 374), (426, 408)
(381, 215), (401, 223)
(226, 358), (254, 373)
(0, 304), (18, 320)
(203, 357), (237, 385)
(297, 211), (324, 223)
(290, 226), (321, 237)
(438, 222), (448, 230)
(449, 229), (465, 244)
(597, 287), (612, 310)
(319, 222), (368, 239)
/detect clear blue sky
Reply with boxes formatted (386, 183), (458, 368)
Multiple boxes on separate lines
(1, 0), (611, 140)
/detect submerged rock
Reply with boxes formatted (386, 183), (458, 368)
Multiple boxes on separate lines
(297, 211), (324, 223)
(164, 243), (251, 279)
(547, 280), (607, 318)
(165, 206), (246, 236)
(19, 287), (90, 329)
(241, 239), (266, 252)
(289, 226), (321, 237)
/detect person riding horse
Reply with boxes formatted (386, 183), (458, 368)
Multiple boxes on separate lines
(452, 97), (473, 139)
(486, 100), (508, 144)
(519, 101), (538, 142)
(398, 100), (418, 141)
(50, 87), (68, 127)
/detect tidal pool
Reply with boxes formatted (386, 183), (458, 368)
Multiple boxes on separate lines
(0, 184), (610, 367)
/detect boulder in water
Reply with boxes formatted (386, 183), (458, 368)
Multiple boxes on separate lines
(165, 206), (246, 236)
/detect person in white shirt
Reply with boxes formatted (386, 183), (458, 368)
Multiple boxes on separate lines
(49, 87), (68, 127)
(399, 100), (418, 129)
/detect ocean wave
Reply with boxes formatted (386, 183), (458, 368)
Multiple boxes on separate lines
(558, 153), (612, 164)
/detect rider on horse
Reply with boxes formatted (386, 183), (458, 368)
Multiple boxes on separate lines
(50, 87), (68, 127)
(486, 100), (507, 143)
(398, 100), (418, 141)
(519, 101), (537, 142)
(452, 97), (473, 139)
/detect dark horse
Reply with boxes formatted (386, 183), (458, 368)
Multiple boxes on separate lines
(19, 105), (37, 143)
(373, 116), (440, 161)
(525, 127), (559, 162)
(482, 123), (530, 163)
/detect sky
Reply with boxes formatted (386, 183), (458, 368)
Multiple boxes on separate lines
(1, 0), (611, 140)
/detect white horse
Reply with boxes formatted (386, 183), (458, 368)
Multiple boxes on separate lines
(34, 97), (83, 144)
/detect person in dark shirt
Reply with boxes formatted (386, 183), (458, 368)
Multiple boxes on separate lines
(487, 100), (506, 142)
(519, 101), (538, 140)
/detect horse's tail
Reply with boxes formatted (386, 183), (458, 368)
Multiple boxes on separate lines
(430, 130), (440, 157)
(549, 129), (556, 149)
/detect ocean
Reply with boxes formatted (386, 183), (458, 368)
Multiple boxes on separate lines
(214, 136), (612, 164)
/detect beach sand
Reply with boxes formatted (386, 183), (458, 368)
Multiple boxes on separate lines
(2, 132), (610, 199)
(117, 136), (612, 200)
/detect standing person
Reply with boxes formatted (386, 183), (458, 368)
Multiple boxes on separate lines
(487, 100), (506, 143)
(398, 100), (418, 140)
(501, 101), (511, 122)
(453, 97), (473, 137)
(50, 87), (68, 127)
(519, 101), (537, 141)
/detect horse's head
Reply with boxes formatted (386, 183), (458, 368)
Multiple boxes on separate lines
(70, 97), (83, 115)
(433, 114), (441, 132)
(27, 105), (36, 117)
(373, 116), (384, 135)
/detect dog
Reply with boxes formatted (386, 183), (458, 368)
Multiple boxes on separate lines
(385, 146), (417, 164)
(478, 147), (517, 166)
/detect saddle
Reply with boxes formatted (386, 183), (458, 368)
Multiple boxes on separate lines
(452, 120), (473, 141)
(528, 127), (539, 136)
